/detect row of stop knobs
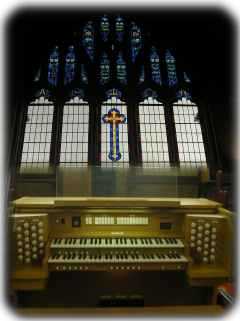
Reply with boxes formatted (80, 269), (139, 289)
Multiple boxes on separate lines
(190, 221), (217, 263)
(15, 220), (45, 263)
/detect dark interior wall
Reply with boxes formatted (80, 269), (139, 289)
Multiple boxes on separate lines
(5, 6), (236, 172)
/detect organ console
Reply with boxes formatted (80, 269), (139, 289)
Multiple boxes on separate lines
(9, 196), (233, 311)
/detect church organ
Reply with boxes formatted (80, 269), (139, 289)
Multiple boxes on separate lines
(10, 196), (232, 309)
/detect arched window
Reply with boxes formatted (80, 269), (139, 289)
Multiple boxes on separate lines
(173, 90), (207, 167)
(20, 90), (54, 171)
(59, 90), (89, 167)
(16, 15), (214, 174)
(101, 89), (129, 167)
(138, 90), (169, 167)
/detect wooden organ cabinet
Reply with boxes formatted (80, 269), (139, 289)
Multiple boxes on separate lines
(9, 197), (233, 315)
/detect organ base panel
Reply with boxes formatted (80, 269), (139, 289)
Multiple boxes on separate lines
(9, 197), (233, 309)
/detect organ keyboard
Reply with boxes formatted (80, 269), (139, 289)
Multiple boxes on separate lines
(10, 197), (232, 295)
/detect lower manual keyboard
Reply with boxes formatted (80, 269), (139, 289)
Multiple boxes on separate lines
(48, 252), (188, 272)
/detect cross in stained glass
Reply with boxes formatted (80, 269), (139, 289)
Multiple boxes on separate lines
(102, 108), (126, 161)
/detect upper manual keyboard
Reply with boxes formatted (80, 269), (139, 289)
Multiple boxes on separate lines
(50, 237), (184, 249)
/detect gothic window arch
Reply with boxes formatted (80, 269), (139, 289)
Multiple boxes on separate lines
(16, 14), (214, 175)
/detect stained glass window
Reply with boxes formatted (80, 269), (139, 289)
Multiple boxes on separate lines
(20, 90), (54, 171)
(100, 15), (110, 42)
(82, 21), (94, 61)
(80, 64), (88, 84)
(48, 46), (59, 86)
(116, 52), (127, 84)
(130, 22), (142, 63)
(60, 91), (89, 167)
(101, 89), (129, 167)
(165, 49), (177, 87)
(173, 93), (207, 168)
(138, 90), (169, 167)
(150, 47), (161, 85)
(64, 46), (76, 85)
(115, 16), (124, 42)
(100, 52), (110, 85)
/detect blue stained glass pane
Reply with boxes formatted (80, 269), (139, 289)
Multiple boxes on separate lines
(116, 52), (127, 84)
(165, 49), (178, 87)
(100, 52), (110, 85)
(150, 47), (162, 85)
(64, 46), (76, 85)
(100, 15), (110, 42)
(82, 21), (94, 61)
(48, 46), (59, 86)
(80, 64), (88, 84)
(115, 16), (124, 42)
(130, 22), (142, 63)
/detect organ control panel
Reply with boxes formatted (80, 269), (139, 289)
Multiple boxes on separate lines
(9, 197), (233, 291)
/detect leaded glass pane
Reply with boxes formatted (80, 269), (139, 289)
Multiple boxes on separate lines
(130, 22), (142, 63)
(139, 95), (169, 167)
(60, 96), (89, 167)
(173, 97), (207, 168)
(101, 90), (129, 167)
(82, 21), (94, 61)
(64, 46), (76, 85)
(20, 95), (54, 170)
(100, 15), (110, 42)
(165, 49), (177, 87)
(115, 16), (124, 42)
(100, 53), (110, 85)
(48, 46), (59, 86)
(150, 47), (161, 85)
(116, 52), (127, 84)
